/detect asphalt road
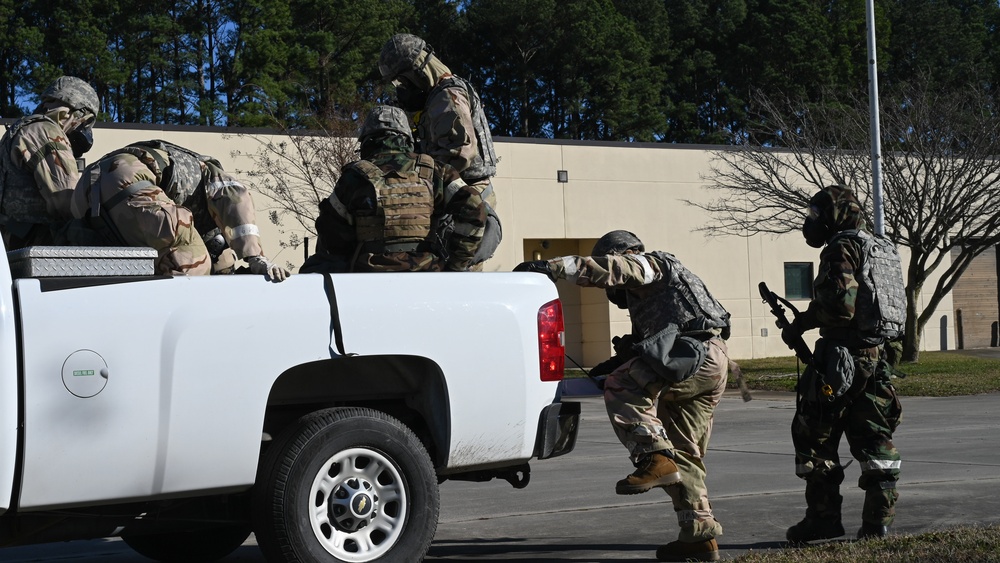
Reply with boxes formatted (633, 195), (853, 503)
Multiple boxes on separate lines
(1, 390), (998, 562)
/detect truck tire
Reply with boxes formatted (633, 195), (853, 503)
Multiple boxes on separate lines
(121, 525), (251, 562)
(253, 407), (439, 563)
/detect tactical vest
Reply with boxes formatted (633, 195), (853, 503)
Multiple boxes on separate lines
(628, 251), (731, 340)
(0, 115), (63, 225)
(830, 229), (906, 341)
(432, 76), (498, 180)
(349, 155), (435, 251)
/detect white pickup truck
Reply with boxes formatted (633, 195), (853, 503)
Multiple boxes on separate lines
(0, 245), (579, 563)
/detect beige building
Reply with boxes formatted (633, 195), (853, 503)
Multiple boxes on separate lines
(12, 122), (963, 361)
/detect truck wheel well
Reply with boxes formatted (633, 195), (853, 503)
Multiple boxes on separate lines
(261, 355), (450, 468)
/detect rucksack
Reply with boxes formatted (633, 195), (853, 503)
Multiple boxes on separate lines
(831, 229), (907, 340)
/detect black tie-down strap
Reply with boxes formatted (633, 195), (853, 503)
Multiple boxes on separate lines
(322, 273), (349, 357)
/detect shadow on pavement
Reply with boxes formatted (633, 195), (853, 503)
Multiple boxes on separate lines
(428, 538), (661, 561)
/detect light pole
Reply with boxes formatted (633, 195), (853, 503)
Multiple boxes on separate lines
(866, 0), (885, 236)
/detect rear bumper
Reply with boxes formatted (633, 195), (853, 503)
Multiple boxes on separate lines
(533, 401), (581, 460)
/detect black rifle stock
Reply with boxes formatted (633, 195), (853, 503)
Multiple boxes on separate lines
(758, 282), (814, 366)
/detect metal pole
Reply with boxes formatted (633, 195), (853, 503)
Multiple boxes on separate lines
(866, 0), (885, 236)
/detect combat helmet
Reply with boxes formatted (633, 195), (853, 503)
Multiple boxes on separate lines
(358, 105), (412, 144)
(41, 76), (99, 115)
(592, 230), (644, 256)
(378, 34), (431, 82)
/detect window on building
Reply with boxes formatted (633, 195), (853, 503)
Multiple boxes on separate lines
(784, 263), (814, 300)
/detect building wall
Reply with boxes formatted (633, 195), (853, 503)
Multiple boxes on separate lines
(10, 123), (957, 360)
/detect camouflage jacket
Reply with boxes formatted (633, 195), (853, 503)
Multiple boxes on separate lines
(414, 77), (479, 175)
(187, 159), (263, 260)
(546, 252), (729, 339)
(70, 152), (210, 276)
(111, 141), (265, 260)
(315, 147), (486, 272)
(0, 110), (79, 228)
(798, 233), (864, 333)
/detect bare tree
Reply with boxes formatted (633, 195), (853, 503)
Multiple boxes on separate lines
(229, 113), (361, 268)
(694, 82), (1000, 361)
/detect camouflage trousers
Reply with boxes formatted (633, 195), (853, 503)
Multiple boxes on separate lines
(467, 178), (499, 271)
(604, 337), (729, 541)
(791, 346), (902, 527)
(81, 153), (210, 276)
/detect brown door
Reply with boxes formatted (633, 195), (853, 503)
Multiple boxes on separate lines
(951, 245), (999, 349)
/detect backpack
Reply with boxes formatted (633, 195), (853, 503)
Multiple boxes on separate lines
(832, 229), (907, 340)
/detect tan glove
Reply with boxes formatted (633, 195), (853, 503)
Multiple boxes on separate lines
(245, 255), (290, 282)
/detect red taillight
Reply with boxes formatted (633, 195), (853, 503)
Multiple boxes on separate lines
(537, 299), (565, 381)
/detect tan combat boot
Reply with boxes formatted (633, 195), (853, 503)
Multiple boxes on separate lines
(655, 538), (720, 562)
(615, 451), (681, 495)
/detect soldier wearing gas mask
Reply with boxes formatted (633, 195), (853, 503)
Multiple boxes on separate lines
(0, 76), (99, 249)
(378, 34), (501, 270)
(71, 140), (289, 281)
(781, 185), (905, 544)
(515, 230), (732, 563)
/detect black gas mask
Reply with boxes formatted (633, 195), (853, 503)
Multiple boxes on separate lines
(68, 123), (94, 158)
(606, 288), (629, 309)
(393, 78), (428, 112)
(802, 204), (829, 248)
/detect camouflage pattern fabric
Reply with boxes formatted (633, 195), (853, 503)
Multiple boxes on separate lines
(547, 250), (729, 542)
(311, 140), (485, 273)
(456, 176), (494, 270)
(792, 187), (903, 528)
(604, 338), (729, 542)
(432, 76), (497, 180)
(796, 186), (868, 333)
(0, 109), (81, 246)
(791, 342), (901, 527)
(414, 76), (479, 175)
(188, 159), (264, 260)
(70, 152), (210, 276)
(545, 253), (729, 339)
(42, 76), (100, 115)
(123, 142), (266, 262)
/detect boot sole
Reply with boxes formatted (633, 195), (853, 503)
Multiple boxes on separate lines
(786, 527), (845, 544)
(615, 471), (682, 495)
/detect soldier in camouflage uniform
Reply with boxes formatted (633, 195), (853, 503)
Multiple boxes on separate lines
(302, 105), (486, 273)
(70, 141), (289, 281)
(515, 230), (732, 563)
(780, 185), (903, 543)
(0, 76), (99, 249)
(378, 34), (500, 270)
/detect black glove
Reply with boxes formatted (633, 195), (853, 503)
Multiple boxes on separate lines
(590, 355), (626, 377)
(781, 317), (803, 348)
(513, 260), (555, 281)
(612, 334), (638, 358)
(592, 375), (608, 391)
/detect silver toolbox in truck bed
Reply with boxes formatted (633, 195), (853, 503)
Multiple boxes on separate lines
(7, 246), (158, 278)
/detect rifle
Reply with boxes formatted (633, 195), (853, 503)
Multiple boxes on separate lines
(758, 282), (814, 366)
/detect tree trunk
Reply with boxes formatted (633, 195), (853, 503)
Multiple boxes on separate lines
(902, 289), (921, 362)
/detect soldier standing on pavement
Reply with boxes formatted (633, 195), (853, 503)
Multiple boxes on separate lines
(377, 33), (500, 270)
(0, 76), (99, 249)
(303, 105), (486, 273)
(779, 185), (904, 543)
(515, 230), (732, 563)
